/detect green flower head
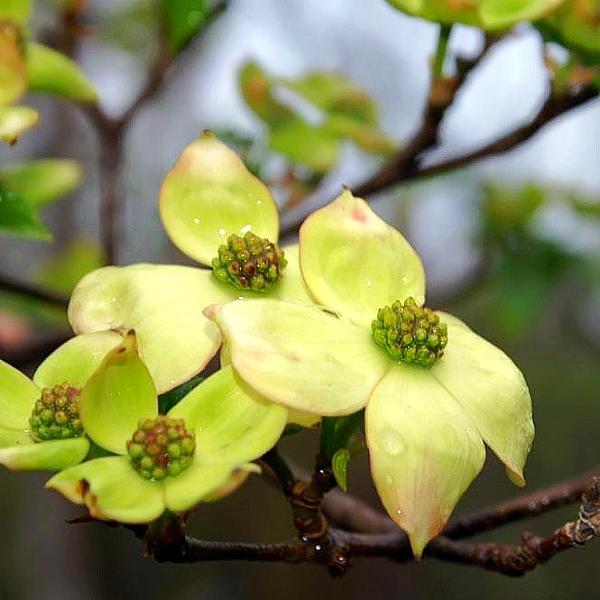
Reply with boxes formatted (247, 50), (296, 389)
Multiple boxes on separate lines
(0, 331), (122, 471)
(206, 190), (535, 557)
(47, 332), (287, 523)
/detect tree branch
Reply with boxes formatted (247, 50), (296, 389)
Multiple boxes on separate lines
(141, 478), (600, 576)
(71, 1), (228, 264)
(0, 275), (69, 308)
(280, 78), (598, 239)
(427, 479), (600, 576)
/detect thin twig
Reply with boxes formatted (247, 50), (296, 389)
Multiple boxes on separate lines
(280, 82), (598, 239)
(427, 479), (600, 576)
(0, 275), (69, 308)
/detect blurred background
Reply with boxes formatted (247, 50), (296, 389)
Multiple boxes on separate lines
(1, 0), (599, 598)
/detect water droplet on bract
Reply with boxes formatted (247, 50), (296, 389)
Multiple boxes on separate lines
(365, 278), (373, 288)
(401, 275), (409, 284)
(380, 427), (403, 456)
(193, 217), (201, 225)
(396, 508), (402, 516)
(240, 225), (252, 234)
(218, 228), (226, 236)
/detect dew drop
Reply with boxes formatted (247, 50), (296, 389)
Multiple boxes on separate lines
(192, 217), (201, 225)
(218, 228), (226, 236)
(240, 225), (252, 234)
(365, 278), (373, 288)
(380, 427), (403, 456)
(396, 508), (402, 516)
(401, 275), (409, 284)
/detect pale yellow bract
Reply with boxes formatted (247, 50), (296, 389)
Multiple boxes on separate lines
(207, 190), (535, 557)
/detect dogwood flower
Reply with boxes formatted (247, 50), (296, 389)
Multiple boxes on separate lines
(0, 331), (121, 471)
(67, 133), (311, 397)
(47, 333), (287, 523)
(206, 190), (535, 556)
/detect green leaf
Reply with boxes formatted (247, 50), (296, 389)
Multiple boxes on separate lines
(0, 186), (50, 240)
(0, 159), (82, 208)
(0, 105), (39, 144)
(269, 119), (340, 173)
(283, 71), (378, 125)
(158, 372), (204, 414)
(26, 43), (97, 102)
(36, 238), (103, 295)
(483, 182), (546, 233)
(386, 0), (564, 30)
(0, 0), (31, 24)
(324, 114), (395, 155)
(161, 0), (209, 52)
(490, 240), (571, 337)
(320, 412), (364, 461)
(80, 333), (158, 454)
(239, 61), (295, 127)
(331, 448), (351, 491)
(538, 0), (600, 60)
(0, 22), (27, 106)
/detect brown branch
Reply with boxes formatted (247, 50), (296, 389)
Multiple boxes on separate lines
(280, 81), (598, 239)
(0, 275), (69, 308)
(261, 448), (338, 544)
(427, 479), (600, 576)
(444, 467), (600, 539)
(69, 2), (228, 264)
(150, 478), (600, 575)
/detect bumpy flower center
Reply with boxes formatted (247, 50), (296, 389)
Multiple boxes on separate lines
(371, 297), (448, 368)
(127, 416), (195, 481)
(29, 383), (83, 442)
(212, 231), (287, 292)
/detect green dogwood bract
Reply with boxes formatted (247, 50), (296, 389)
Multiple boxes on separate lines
(47, 332), (287, 523)
(0, 331), (122, 471)
(67, 133), (312, 397)
(206, 190), (535, 557)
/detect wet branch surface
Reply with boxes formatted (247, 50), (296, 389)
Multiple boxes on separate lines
(77, 450), (600, 577)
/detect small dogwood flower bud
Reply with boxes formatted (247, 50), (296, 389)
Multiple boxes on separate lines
(29, 383), (83, 442)
(127, 416), (195, 481)
(212, 231), (287, 292)
(371, 297), (448, 367)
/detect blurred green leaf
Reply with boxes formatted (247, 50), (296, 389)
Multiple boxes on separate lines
(240, 61), (295, 126)
(26, 43), (97, 102)
(490, 240), (571, 337)
(571, 198), (600, 218)
(320, 412), (364, 461)
(161, 0), (209, 53)
(386, 0), (565, 30)
(538, 0), (600, 61)
(284, 71), (378, 124)
(158, 372), (205, 414)
(325, 114), (395, 155)
(483, 182), (546, 234)
(0, 22), (27, 106)
(0, 159), (82, 208)
(269, 119), (340, 173)
(331, 448), (351, 491)
(0, 105), (38, 144)
(36, 238), (103, 295)
(240, 61), (394, 164)
(0, 0), (31, 24)
(0, 186), (50, 239)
